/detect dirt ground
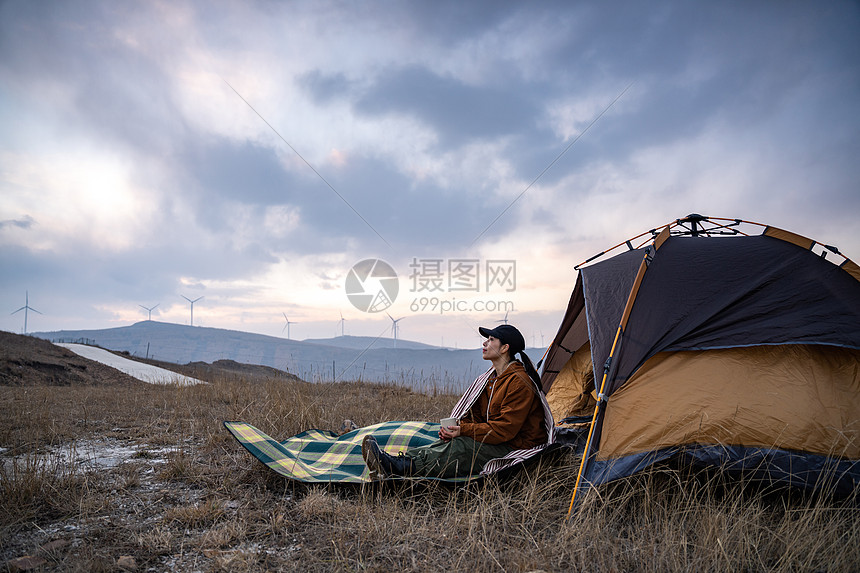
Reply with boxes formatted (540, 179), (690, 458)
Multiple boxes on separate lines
(0, 331), (322, 571)
(0, 330), (459, 572)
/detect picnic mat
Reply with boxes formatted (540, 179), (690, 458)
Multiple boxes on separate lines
(225, 420), (470, 483)
(225, 420), (569, 484)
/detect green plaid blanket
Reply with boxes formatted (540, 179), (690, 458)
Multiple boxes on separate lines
(225, 420), (478, 483)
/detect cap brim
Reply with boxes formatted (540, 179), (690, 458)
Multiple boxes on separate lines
(478, 326), (495, 338)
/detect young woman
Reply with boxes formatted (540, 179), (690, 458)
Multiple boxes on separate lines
(362, 324), (549, 479)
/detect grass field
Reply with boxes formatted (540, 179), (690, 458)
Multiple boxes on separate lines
(2, 361), (859, 572)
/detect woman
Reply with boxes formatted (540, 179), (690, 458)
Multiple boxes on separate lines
(362, 324), (549, 479)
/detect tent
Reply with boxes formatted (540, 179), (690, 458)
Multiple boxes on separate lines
(539, 215), (860, 507)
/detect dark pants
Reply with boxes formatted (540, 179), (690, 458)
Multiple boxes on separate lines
(406, 437), (514, 479)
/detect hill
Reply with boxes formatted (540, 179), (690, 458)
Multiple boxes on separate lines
(302, 334), (439, 351)
(30, 321), (524, 389)
(0, 330), (145, 387)
(0, 330), (304, 388)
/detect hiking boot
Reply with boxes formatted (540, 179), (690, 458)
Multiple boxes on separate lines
(362, 435), (384, 480)
(362, 435), (413, 478)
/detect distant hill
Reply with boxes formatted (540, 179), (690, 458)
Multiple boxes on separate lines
(30, 321), (527, 391)
(302, 335), (440, 351)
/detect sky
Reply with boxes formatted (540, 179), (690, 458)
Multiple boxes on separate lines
(1, 1), (859, 350)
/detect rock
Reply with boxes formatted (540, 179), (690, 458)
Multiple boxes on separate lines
(7, 555), (48, 572)
(116, 555), (137, 570)
(339, 419), (358, 434)
(39, 539), (70, 554)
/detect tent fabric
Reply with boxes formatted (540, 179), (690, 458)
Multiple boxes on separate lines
(762, 225), (815, 249)
(586, 445), (860, 498)
(581, 247), (646, 388)
(541, 274), (588, 394)
(598, 345), (860, 459)
(541, 224), (860, 495)
(588, 235), (860, 396)
(842, 259), (860, 283)
(545, 341), (595, 423)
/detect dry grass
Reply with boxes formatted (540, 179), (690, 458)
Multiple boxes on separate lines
(1, 368), (858, 572)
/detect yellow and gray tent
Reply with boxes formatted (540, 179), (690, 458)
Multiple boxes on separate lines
(540, 215), (860, 503)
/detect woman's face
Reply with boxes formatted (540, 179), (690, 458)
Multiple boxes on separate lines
(482, 336), (507, 361)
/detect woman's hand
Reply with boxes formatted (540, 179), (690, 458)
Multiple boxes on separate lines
(439, 424), (461, 441)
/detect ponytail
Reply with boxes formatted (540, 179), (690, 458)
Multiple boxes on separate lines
(518, 350), (544, 394)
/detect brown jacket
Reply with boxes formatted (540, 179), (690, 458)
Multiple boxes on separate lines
(458, 361), (547, 450)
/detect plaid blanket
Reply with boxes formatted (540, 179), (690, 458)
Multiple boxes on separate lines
(225, 367), (561, 484)
(224, 420), (474, 483)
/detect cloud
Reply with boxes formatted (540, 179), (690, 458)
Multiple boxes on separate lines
(354, 66), (540, 147)
(1, 0), (859, 346)
(0, 215), (33, 230)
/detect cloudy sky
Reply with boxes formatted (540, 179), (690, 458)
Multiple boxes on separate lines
(1, 1), (858, 350)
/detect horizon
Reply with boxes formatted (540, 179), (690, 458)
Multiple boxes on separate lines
(21, 318), (540, 352)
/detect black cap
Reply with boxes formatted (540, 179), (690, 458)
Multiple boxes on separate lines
(478, 324), (525, 354)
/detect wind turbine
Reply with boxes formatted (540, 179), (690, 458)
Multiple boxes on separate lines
(139, 303), (159, 321)
(497, 311), (510, 325)
(338, 311), (347, 337)
(12, 291), (41, 335)
(282, 313), (297, 340)
(181, 295), (203, 326)
(387, 313), (404, 348)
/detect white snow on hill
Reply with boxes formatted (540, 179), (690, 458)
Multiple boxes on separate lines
(57, 343), (205, 386)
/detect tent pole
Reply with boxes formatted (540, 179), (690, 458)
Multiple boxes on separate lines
(573, 216), (768, 270)
(566, 231), (664, 518)
(567, 325), (621, 517)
